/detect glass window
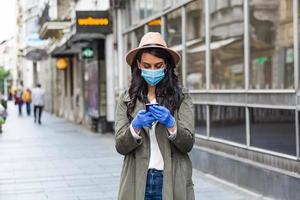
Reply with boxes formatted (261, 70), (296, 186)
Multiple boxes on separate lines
(210, 0), (244, 89)
(166, 9), (183, 83)
(250, 108), (296, 156)
(132, 0), (140, 24)
(298, 0), (300, 88)
(125, 33), (133, 82)
(250, 0), (294, 89)
(195, 104), (207, 136)
(145, 0), (162, 17)
(145, 0), (153, 17)
(124, 0), (133, 27)
(210, 105), (246, 144)
(148, 18), (161, 33)
(166, 9), (182, 46)
(140, 0), (146, 19)
(186, 0), (206, 90)
(299, 112), (300, 157)
(134, 26), (145, 47)
(163, 0), (172, 8)
(153, 0), (163, 15)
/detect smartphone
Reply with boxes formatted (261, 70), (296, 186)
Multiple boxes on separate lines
(146, 103), (159, 112)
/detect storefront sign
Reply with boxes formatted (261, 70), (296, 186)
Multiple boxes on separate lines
(56, 58), (68, 70)
(82, 47), (94, 59)
(76, 11), (112, 34)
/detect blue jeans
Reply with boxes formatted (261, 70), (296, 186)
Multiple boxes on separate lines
(144, 169), (163, 200)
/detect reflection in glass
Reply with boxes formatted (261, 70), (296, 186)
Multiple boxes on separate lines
(186, 0), (206, 90)
(166, 9), (182, 83)
(166, 9), (182, 47)
(210, 0), (244, 89)
(195, 104), (207, 135)
(139, 0), (146, 19)
(250, 108), (296, 155)
(152, 0), (162, 15)
(250, 0), (294, 89)
(132, 0), (141, 24)
(125, 33), (133, 81)
(210, 105), (246, 144)
(163, 0), (172, 8)
(148, 18), (161, 33)
(134, 26), (145, 47)
(124, 0), (132, 27)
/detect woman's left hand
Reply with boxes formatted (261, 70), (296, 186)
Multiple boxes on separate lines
(149, 105), (176, 128)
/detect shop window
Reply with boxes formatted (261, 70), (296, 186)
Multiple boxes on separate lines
(166, 9), (183, 84)
(166, 9), (182, 46)
(195, 104), (207, 136)
(186, 0), (206, 90)
(298, 0), (300, 89)
(125, 33), (133, 82)
(210, 105), (246, 144)
(250, 0), (294, 89)
(134, 26), (145, 47)
(148, 18), (161, 33)
(124, 0), (133, 27)
(210, 0), (244, 89)
(250, 108), (296, 156)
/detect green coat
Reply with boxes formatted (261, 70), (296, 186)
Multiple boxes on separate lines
(115, 88), (195, 200)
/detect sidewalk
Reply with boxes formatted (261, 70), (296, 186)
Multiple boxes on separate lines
(0, 102), (271, 200)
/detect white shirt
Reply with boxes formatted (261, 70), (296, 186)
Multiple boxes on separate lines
(130, 99), (177, 170)
(32, 87), (45, 106)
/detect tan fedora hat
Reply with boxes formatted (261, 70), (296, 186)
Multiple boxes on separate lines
(125, 32), (181, 66)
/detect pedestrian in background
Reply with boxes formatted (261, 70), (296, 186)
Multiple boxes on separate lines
(115, 32), (195, 200)
(15, 84), (24, 116)
(32, 84), (45, 124)
(0, 102), (6, 133)
(22, 88), (32, 116)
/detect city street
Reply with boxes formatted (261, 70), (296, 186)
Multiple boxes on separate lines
(0, 102), (270, 200)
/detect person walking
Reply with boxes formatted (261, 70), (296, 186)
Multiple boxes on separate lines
(15, 85), (24, 116)
(32, 84), (45, 124)
(115, 32), (195, 200)
(22, 88), (32, 116)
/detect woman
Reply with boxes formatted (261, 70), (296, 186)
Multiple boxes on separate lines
(115, 32), (195, 200)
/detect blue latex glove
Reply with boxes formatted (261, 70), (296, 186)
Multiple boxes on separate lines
(131, 110), (156, 129)
(149, 105), (176, 128)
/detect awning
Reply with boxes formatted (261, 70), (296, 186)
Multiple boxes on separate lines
(187, 38), (238, 54)
(25, 48), (48, 61)
(170, 38), (203, 52)
(50, 32), (105, 58)
(40, 21), (71, 39)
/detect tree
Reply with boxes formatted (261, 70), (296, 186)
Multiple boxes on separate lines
(0, 67), (10, 94)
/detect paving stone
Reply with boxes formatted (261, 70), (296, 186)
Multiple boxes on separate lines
(0, 102), (272, 200)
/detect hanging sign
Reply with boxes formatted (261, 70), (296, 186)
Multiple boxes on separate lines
(82, 47), (94, 59)
(56, 58), (68, 70)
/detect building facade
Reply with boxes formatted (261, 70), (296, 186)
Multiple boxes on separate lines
(34, 0), (115, 132)
(112, 0), (300, 199)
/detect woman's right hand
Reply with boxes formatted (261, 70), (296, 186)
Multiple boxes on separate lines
(131, 110), (156, 129)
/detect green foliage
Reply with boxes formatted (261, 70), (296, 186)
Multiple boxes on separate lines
(0, 67), (9, 94)
(0, 67), (9, 81)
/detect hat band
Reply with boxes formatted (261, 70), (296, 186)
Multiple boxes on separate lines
(141, 43), (166, 48)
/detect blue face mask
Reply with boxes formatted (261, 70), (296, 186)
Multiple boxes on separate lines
(141, 68), (165, 86)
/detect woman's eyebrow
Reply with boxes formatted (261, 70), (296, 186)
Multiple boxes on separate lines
(154, 62), (164, 66)
(141, 62), (151, 65)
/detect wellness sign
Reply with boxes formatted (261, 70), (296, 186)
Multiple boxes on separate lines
(76, 11), (112, 34)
